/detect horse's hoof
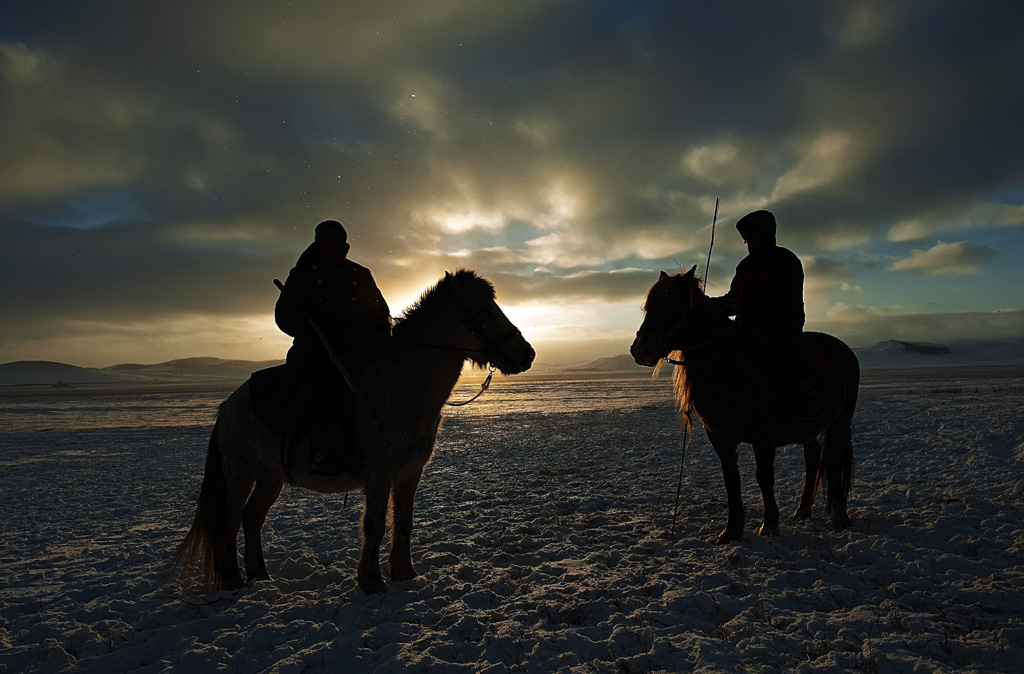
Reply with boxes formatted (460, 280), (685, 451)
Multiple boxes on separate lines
(758, 523), (781, 536)
(715, 530), (744, 545)
(792, 506), (812, 521)
(359, 575), (387, 594)
(222, 575), (245, 591)
(390, 566), (419, 584)
(831, 513), (852, 530)
(246, 571), (272, 583)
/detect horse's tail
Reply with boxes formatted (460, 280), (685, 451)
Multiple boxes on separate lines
(169, 418), (229, 592)
(819, 346), (859, 526)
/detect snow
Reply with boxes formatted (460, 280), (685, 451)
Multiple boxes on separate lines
(1, 367), (1023, 673)
(853, 337), (1024, 369)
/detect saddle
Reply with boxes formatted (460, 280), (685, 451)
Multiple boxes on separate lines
(249, 363), (306, 433)
(802, 334), (842, 377)
(249, 363), (361, 475)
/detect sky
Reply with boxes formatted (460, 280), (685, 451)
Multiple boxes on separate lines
(2, 1), (1023, 368)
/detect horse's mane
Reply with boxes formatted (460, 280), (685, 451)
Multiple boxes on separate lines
(642, 268), (707, 311)
(646, 269), (707, 434)
(393, 268), (495, 336)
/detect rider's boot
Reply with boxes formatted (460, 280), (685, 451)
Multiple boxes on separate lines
(793, 377), (821, 422)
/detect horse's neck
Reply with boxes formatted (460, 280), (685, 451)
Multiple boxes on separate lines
(681, 302), (734, 349)
(684, 323), (756, 387)
(380, 327), (467, 418)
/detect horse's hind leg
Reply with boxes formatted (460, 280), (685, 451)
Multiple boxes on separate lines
(242, 472), (284, 583)
(388, 469), (423, 584)
(793, 439), (821, 521)
(708, 433), (745, 544)
(220, 470), (254, 590)
(753, 442), (781, 536)
(822, 419), (854, 530)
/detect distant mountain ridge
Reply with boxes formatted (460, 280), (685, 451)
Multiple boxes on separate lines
(854, 337), (1024, 368)
(562, 354), (647, 372)
(3, 337), (1024, 389)
(0, 357), (283, 388)
(561, 337), (1024, 373)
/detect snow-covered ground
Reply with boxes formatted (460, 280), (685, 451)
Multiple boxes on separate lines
(1, 368), (1023, 673)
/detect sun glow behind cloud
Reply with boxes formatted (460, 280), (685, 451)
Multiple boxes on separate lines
(1, 2), (1023, 368)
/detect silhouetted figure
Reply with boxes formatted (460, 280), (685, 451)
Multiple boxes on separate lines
(276, 220), (391, 475)
(711, 210), (819, 420)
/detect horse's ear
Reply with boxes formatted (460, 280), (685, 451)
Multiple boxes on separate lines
(686, 265), (697, 277)
(659, 271), (669, 280)
(445, 271), (453, 280)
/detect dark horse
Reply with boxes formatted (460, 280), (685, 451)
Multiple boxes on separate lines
(171, 270), (535, 594)
(630, 266), (859, 543)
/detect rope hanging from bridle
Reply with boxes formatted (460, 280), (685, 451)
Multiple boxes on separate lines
(445, 365), (495, 406)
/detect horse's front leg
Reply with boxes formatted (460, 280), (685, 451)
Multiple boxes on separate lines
(753, 442), (780, 536)
(793, 439), (821, 521)
(388, 468), (423, 584)
(357, 475), (391, 594)
(708, 433), (745, 544)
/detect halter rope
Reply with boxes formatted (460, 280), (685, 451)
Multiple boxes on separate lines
(417, 276), (520, 407)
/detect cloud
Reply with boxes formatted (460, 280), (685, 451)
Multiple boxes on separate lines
(831, 2), (906, 48)
(771, 130), (862, 202)
(887, 203), (1024, 242)
(0, 43), (150, 205)
(889, 241), (998, 276)
(815, 304), (1024, 348)
(1, 2), (1023, 366)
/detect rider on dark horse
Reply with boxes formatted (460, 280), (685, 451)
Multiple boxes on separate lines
(275, 219), (391, 475)
(710, 210), (820, 421)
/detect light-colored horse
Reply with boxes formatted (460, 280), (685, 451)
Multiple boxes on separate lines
(171, 270), (535, 594)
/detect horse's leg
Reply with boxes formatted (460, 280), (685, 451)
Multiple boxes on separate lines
(753, 442), (780, 536)
(357, 475), (391, 594)
(793, 439), (821, 520)
(708, 432), (745, 544)
(388, 468), (423, 584)
(220, 464), (257, 590)
(822, 419), (854, 530)
(242, 472), (284, 583)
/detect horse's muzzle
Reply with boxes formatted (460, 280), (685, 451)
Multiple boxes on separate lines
(630, 334), (662, 368)
(495, 340), (536, 375)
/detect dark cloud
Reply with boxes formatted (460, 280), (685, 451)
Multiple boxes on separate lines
(1, 1), (1022, 365)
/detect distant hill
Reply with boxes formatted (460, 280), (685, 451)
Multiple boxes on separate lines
(559, 337), (1024, 374)
(0, 361), (147, 388)
(3, 338), (1023, 390)
(853, 337), (1024, 368)
(562, 354), (648, 372)
(0, 357), (283, 389)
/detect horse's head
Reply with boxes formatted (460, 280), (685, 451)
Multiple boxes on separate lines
(444, 269), (536, 375)
(631, 265), (703, 367)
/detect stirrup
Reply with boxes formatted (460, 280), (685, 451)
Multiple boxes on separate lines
(793, 378), (820, 422)
(308, 451), (348, 477)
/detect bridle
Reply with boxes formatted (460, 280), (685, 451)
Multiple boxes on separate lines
(422, 275), (523, 358)
(422, 275), (524, 406)
(636, 278), (738, 366)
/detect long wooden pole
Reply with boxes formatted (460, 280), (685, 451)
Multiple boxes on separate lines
(702, 197), (720, 290)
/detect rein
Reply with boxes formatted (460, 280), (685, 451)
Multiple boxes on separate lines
(638, 275), (741, 368)
(418, 276), (517, 407)
(662, 323), (741, 366)
(445, 366), (496, 407)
